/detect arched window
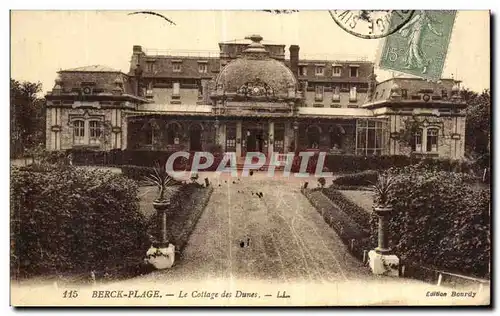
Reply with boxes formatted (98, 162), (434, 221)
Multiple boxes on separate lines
(189, 123), (203, 151)
(167, 122), (181, 145)
(307, 125), (321, 149)
(412, 129), (423, 152)
(89, 121), (102, 145)
(427, 128), (439, 152)
(330, 125), (345, 149)
(141, 122), (153, 146)
(73, 120), (85, 145)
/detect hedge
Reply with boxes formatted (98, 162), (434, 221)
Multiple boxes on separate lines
(37, 149), (479, 177)
(302, 188), (373, 262)
(302, 189), (369, 240)
(332, 170), (379, 186)
(322, 188), (372, 230)
(147, 183), (214, 254)
(120, 165), (183, 185)
(10, 165), (150, 278)
(377, 166), (490, 278)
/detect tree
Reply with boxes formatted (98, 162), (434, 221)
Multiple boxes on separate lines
(463, 89), (490, 165)
(10, 79), (46, 158)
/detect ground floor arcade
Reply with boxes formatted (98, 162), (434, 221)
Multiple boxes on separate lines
(125, 115), (391, 157)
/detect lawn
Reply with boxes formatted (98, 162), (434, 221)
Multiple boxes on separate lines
(338, 190), (375, 213)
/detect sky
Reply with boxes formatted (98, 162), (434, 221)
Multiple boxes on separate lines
(10, 10), (490, 94)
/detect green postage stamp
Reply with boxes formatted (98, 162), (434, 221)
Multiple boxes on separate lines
(379, 10), (457, 81)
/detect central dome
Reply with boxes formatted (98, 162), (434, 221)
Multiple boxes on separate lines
(216, 35), (297, 96)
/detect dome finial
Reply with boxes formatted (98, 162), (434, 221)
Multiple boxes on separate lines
(243, 34), (268, 57)
(245, 34), (263, 44)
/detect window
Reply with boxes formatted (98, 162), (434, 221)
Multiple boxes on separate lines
(442, 89), (448, 99)
(307, 126), (321, 148)
(198, 63), (208, 73)
(401, 89), (408, 99)
(146, 61), (155, 73)
(315, 66), (325, 76)
(172, 82), (180, 98)
(332, 86), (340, 101)
(299, 66), (307, 76)
(172, 62), (182, 72)
(226, 124), (236, 150)
(89, 121), (101, 145)
(427, 128), (439, 152)
(412, 127), (439, 153)
(350, 66), (359, 77)
(356, 120), (387, 155)
(167, 123), (181, 145)
(412, 129), (423, 152)
(349, 85), (357, 102)
(332, 66), (342, 77)
(315, 85), (324, 101)
(73, 120), (85, 145)
(142, 123), (153, 146)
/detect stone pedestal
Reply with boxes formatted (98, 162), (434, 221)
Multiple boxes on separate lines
(369, 205), (400, 276)
(368, 250), (400, 277)
(146, 200), (175, 269)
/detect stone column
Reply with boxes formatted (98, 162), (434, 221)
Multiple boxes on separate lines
(283, 122), (290, 153)
(219, 122), (226, 151)
(268, 121), (274, 156)
(214, 119), (220, 146)
(121, 116), (128, 150)
(368, 206), (399, 276)
(376, 210), (391, 254)
(236, 120), (242, 157)
(293, 120), (299, 152)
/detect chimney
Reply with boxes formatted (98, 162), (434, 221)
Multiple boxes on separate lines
(289, 45), (300, 77)
(133, 45), (143, 53)
(130, 45), (144, 73)
(134, 64), (143, 97)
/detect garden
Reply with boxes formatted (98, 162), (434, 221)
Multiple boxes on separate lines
(302, 159), (491, 282)
(10, 158), (213, 283)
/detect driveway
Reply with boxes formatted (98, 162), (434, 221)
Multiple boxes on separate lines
(178, 172), (371, 283)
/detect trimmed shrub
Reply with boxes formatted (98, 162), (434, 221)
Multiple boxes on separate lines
(146, 183), (213, 254)
(302, 189), (367, 240)
(322, 188), (371, 230)
(10, 166), (150, 278)
(376, 166), (490, 278)
(302, 188), (372, 261)
(332, 170), (378, 186)
(121, 165), (157, 182)
(324, 154), (415, 173)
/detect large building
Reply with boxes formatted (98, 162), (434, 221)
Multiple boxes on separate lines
(45, 34), (467, 161)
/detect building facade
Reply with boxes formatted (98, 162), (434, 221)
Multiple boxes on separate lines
(45, 35), (467, 161)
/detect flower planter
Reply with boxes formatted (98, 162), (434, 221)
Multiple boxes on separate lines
(145, 244), (176, 270)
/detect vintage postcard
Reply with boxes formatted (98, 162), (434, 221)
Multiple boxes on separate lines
(10, 10), (491, 307)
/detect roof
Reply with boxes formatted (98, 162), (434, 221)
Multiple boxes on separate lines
(283, 60), (374, 82)
(219, 37), (283, 46)
(56, 71), (135, 95)
(216, 57), (297, 94)
(136, 56), (220, 78)
(60, 65), (122, 73)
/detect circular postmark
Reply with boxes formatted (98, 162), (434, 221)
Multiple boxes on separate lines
(329, 10), (415, 39)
